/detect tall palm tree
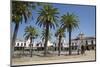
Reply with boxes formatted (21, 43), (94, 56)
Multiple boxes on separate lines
(61, 12), (79, 55)
(24, 25), (38, 57)
(11, 1), (37, 57)
(36, 5), (59, 56)
(11, 1), (42, 57)
(55, 28), (65, 56)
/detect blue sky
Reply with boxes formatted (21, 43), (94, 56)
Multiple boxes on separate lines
(11, 3), (96, 43)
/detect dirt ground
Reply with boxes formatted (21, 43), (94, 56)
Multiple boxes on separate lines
(12, 50), (96, 66)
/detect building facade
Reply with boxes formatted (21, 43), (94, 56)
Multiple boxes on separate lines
(14, 38), (54, 51)
(69, 32), (96, 50)
(14, 32), (96, 51)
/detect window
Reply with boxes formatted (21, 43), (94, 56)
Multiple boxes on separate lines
(17, 43), (19, 46)
(72, 43), (74, 46)
(24, 43), (26, 46)
(91, 40), (94, 45)
(86, 40), (88, 45)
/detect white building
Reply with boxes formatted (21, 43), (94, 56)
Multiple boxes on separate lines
(69, 32), (96, 50)
(14, 32), (95, 50)
(14, 38), (53, 50)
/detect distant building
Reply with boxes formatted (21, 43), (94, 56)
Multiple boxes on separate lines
(14, 38), (53, 51)
(14, 32), (96, 51)
(14, 39), (30, 50)
(67, 32), (96, 50)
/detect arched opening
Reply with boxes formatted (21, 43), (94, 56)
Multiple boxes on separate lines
(24, 43), (26, 47)
(72, 43), (74, 50)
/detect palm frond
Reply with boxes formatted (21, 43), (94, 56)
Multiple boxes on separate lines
(36, 4), (59, 29)
(61, 12), (79, 32)
(24, 25), (38, 40)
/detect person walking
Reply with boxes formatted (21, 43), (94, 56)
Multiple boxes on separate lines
(81, 44), (85, 55)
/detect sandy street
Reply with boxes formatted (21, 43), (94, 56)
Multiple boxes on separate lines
(12, 50), (96, 66)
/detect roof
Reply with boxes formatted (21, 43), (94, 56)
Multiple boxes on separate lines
(72, 36), (95, 41)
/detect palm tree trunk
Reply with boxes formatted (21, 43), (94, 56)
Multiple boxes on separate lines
(44, 23), (49, 56)
(11, 23), (19, 58)
(30, 36), (33, 57)
(69, 26), (72, 55)
(58, 35), (62, 56)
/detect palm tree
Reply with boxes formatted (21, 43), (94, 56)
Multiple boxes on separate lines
(61, 12), (79, 55)
(11, 1), (37, 57)
(41, 29), (53, 52)
(55, 28), (65, 56)
(41, 29), (52, 41)
(36, 5), (59, 56)
(24, 25), (38, 57)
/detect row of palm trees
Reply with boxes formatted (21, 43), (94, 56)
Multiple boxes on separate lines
(11, 1), (79, 57)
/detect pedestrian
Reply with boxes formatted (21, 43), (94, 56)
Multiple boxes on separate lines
(81, 44), (85, 55)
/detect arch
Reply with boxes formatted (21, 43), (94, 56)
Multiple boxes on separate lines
(17, 43), (19, 46)
(24, 42), (26, 47)
(21, 43), (23, 47)
(91, 40), (94, 45)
